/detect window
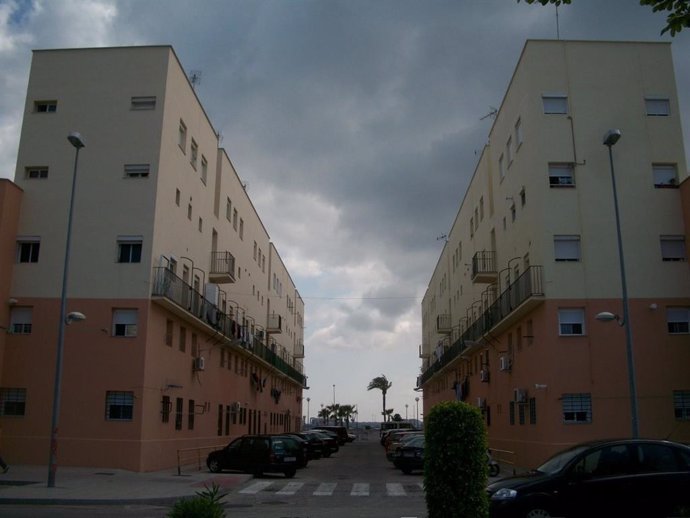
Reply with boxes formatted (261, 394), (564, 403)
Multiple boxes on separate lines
(660, 235), (687, 261)
(645, 97), (670, 116)
(9, 307), (32, 334)
(17, 239), (40, 263)
(509, 401), (515, 425)
(515, 118), (523, 147)
(542, 94), (568, 114)
(201, 155), (208, 184)
(673, 390), (690, 420)
(179, 326), (187, 352)
(25, 167), (48, 179)
(549, 163), (574, 187)
(190, 139), (198, 169)
(105, 391), (134, 420)
(0, 387), (26, 416)
(112, 309), (138, 337)
(226, 198), (232, 221)
(529, 397), (536, 424)
(117, 238), (142, 263)
(175, 189), (180, 206)
(165, 319), (173, 346)
(506, 136), (513, 165)
(479, 197), (484, 220)
(161, 396), (171, 423)
(175, 398), (183, 430)
(187, 202), (192, 220)
(653, 164), (678, 188)
(198, 217), (203, 232)
(34, 100), (57, 113)
(667, 307), (689, 334)
(233, 209), (238, 230)
(562, 393), (592, 423)
(499, 154), (505, 180)
(130, 96), (156, 110)
(124, 164), (150, 178)
(554, 235), (581, 262)
(240, 218), (244, 239)
(178, 120), (187, 152)
(520, 186), (526, 207)
(188, 399), (195, 430)
(510, 203), (516, 222)
(558, 308), (585, 336)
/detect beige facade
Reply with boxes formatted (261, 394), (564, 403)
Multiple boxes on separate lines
(0, 46), (306, 471)
(420, 40), (690, 468)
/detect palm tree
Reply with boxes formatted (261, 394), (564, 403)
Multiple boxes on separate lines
(317, 407), (330, 424)
(338, 404), (357, 429)
(367, 374), (392, 422)
(325, 404), (340, 425)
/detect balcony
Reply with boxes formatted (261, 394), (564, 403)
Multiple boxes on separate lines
(436, 314), (452, 334)
(419, 265), (544, 386)
(294, 341), (305, 359)
(472, 251), (497, 283)
(267, 314), (282, 334)
(151, 267), (304, 386)
(208, 251), (236, 284)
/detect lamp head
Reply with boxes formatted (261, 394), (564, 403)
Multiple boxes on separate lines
(65, 311), (86, 324)
(67, 132), (85, 149)
(603, 129), (621, 147)
(595, 311), (617, 322)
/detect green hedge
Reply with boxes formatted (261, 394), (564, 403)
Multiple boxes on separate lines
(424, 401), (489, 518)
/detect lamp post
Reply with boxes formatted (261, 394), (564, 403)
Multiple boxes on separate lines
(602, 128), (639, 439)
(306, 397), (310, 427)
(405, 404), (409, 421)
(48, 132), (85, 488)
(333, 384), (336, 406)
(415, 397), (419, 425)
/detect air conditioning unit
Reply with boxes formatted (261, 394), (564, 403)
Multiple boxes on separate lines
(480, 370), (490, 382)
(513, 388), (527, 403)
(193, 356), (206, 371)
(499, 356), (512, 371)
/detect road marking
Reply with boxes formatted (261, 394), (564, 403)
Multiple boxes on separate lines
(313, 482), (337, 496)
(386, 483), (406, 496)
(276, 482), (304, 495)
(239, 481), (274, 494)
(351, 482), (370, 496)
(417, 482), (424, 490)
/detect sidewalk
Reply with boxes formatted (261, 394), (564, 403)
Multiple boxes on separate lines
(0, 464), (252, 506)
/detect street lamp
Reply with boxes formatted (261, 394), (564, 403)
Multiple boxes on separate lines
(333, 384), (336, 406)
(415, 397), (419, 425)
(48, 132), (86, 488)
(405, 404), (408, 421)
(602, 128), (639, 439)
(306, 397), (310, 427)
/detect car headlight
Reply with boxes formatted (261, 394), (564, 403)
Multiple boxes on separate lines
(491, 488), (518, 501)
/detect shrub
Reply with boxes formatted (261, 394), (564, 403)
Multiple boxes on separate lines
(424, 400), (489, 518)
(168, 483), (226, 518)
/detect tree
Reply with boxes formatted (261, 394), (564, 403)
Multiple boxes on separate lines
(392, 413), (402, 422)
(367, 374), (393, 422)
(338, 404), (357, 429)
(317, 407), (330, 424)
(518, 0), (690, 36)
(325, 404), (340, 425)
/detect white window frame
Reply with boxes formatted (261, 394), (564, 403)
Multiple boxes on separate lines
(190, 139), (198, 169)
(34, 100), (57, 113)
(562, 393), (592, 423)
(201, 155), (208, 184)
(226, 198), (232, 221)
(554, 235), (581, 262)
(549, 163), (575, 187)
(666, 307), (689, 334)
(9, 307), (32, 335)
(506, 136), (513, 165)
(645, 97), (670, 116)
(123, 164), (150, 178)
(112, 309), (138, 337)
(653, 164), (678, 188)
(660, 235), (687, 262)
(499, 154), (505, 180)
(16, 238), (40, 263)
(178, 120), (187, 153)
(558, 308), (585, 336)
(542, 94), (568, 115)
(105, 391), (134, 421)
(25, 166), (48, 179)
(515, 117), (523, 148)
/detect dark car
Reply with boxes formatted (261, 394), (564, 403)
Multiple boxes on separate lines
(306, 430), (339, 457)
(287, 432), (323, 460)
(312, 426), (348, 445)
(487, 439), (690, 518)
(273, 434), (309, 468)
(393, 435), (425, 474)
(206, 435), (300, 478)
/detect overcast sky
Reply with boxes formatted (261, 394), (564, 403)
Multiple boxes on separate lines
(1, 0), (688, 425)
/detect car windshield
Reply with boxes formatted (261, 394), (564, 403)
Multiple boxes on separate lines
(537, 445), (590, 474)
(405, 436), (424, 448)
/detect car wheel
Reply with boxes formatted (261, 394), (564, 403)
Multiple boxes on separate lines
(525, 507), (552, 518)
(207, 458), (222, 473)
(284, 468), (296, 478)
(489, 464), (500, 477)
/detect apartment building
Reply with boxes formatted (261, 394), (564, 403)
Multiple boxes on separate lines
(0, 46), (306, 472)
(419, 40), (690, 468)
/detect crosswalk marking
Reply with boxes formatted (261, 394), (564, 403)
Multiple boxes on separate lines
(313, 482), (337, 496)
(350, 482), (370, 496)
(386, 483), (406, 496)
(239, 481), (274, 494)
(276, 482), (304, 495)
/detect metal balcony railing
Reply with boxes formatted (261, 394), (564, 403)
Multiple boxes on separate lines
(209, 251), (236, 283)
(419, 265), (543, 386)
(151, 267), (304, 385)
(471, 250), (497, 282)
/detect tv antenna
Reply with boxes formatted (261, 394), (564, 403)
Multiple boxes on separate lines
(480, 107), (498, 121)
(189, 70), (202, 90)
(436, 233), (448, 243)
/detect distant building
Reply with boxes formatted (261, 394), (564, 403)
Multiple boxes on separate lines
(419, 40), (690, 468)
(0, 46), (306, 472)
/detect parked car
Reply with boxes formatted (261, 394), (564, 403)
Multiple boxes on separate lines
(287, 432), (323, 460)
(273, 434), (309, 468)
(386, 431), (424, 461)
(393, 435), (425, 474)
(304, 430), (339, 457)
(487, 439), (690, 518)
(312, 425), (349, 445)
(206, 435), (300, 478)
